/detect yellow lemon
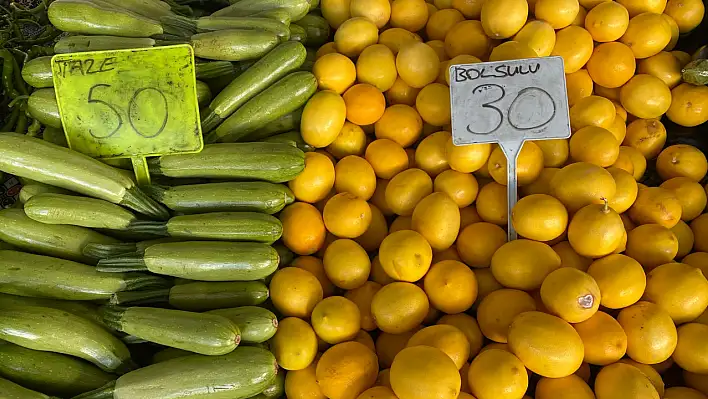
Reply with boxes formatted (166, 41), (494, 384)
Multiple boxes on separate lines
(616, 0), (667, 16)
(285, 355), (325, 399)
(620, 74), (672, 119)
(594, 363), (660, 399)
(477, 289), (536, 343)
(379, 229), (433, 282)
(487, 141), (544, 186)
(385, 168), (433, 216)
(301, 90), (348, 148)
(468, 349), (528, 399)
(322, 0), (353, 29)
(423, 260), (478, 314)
(573, 311), (627, 365)
(664, 0), (705, 33)
(569, 126), (620, 167)
(513, 20), (556, 56)
(371, 282), (429, 333)
(312, 296), (362, 344)
(536, 375), (595, 399)
(644, 262), (708, 324)
(327, 122), (367, 159)
(408, 325), (471, 369)
(620, 13), (672, 59)
(623, 118), (667, 159)
(660, 177), (707, 222)
(427, 8), (465, 40)
(270, 267), (323, 318)
(416, 83), (451, 126)
(434, 170), (479, 208)
(511, 194), (568, 242)
(390, 346), (461, 399)
(317, 342), (379, 399)
(673, 323), (708, 374)
(396, 42), (440, 89)
(638, 51), (683, 88)
(617, 301), (678, 365)
(569, 95), (617, 130)
(411, 192), (460, 251)
(565, 69), (594, 106)
(586, 42), (636, 88)
(390, 0), (430, 32)
(488, 41), (538, 61)
(491, 239), (562, 290)
(357, 44), (398, 92)
(271, 317), (319, 370)
(667, 83), (708, 127)
(444, 20), (492, 59)
(657, 144), (708, 182)
(378, 28), (422, 55)
(534, 0), (580, 29)
(334, 17), (379, 57)
(540, 267), (601, 323)
(551, 26), (594, 73)
(350, 0), (392, 28)
(481, 0), (528, 39)
(585, 1), (630, 42)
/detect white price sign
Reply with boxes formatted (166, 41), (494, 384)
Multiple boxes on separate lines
(450, 56), (571, 239)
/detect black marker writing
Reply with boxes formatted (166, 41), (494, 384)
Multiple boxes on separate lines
(453, 63), (541, 83)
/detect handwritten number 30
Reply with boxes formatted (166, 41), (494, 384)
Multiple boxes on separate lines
(87, 84), (168, 139)
(466, 84), (555, 135)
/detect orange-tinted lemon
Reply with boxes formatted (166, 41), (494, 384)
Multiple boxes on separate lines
(584, 1), (630, 42)
(491, 239), (562, 290)
(411, 192), (460, 251)
(323, 239), (371, 289)
(343, 84), (387, 126)
(512, 194), (568, 242)
(644, 262), (708, 324)
(664, 0), (705, 33)
(281, 202), (327, 255)
(415, 131), (451, 177)
(628, 186), (682, 228)
(607, 166), (639, 213)
(553, 241), (593, 271)
(424, 260), (478, 314)
(565, 69), (594, 106)
(293, 256), (336, 298)
(657, 144), (708, 182)
(568, 202), (625, 258)
(638, 51), (683, 88)
(374, 104), (423, 148)
(385, 77), (421, 106)
(625, 224), (679, 270)
(444, 20), (492, 59)
(573, 311), (627, 365)
(673, 323), (708, 374)
(550, 162), (617, 213)
(551, 26), (594, 73)
(594, 363), (661, 399)
(446, 139), (492, 173)
(620, 74), (672, 119)
(623, 118), (667, 159)
(323, 192), (373, 238)
(355, 204), (389, 252)
(475, 182), (509, 226)
(316, 342), (379, 399)
(378, 28), (422, 55)
(456, 222), (507, 268)
(534, 0), (580, 29)
(334, 155), (377, 200)
(357, 44), (398, 92)
(586, 42), (636, 88)
(540, 267), (601, 323)
(427, 8), (465, 40)
(671, 220), (695, 258)
(390, 346), (461, 399)
(660, 177), (707, 221)
(376, 329), (419, 369)
(487, 141), (544, 186)
(617, 301), (678, 365)
(371, 282), (430, 333)
(385, 168), (433, 216)
(327, 122), (367, 159)
(536, 375), (595, 399)
(396, 42), (440, 89)
(533, 140), (569, 168)
(379, 229), (433, 282)
(477, 289), (536, 343)
(284, 354), (325, 398)
(407, 324), (471, 368)
(620, 13), (672, 59)
(334, 17), (379, 57)
(365, 139), (409, 180)
(468, 349), (528, 399)
(488, 41), (538, 61)
(390, 0), (429, 32)
(667, 83), (708, 128)
(569, 95), (617, 130)
(569, 126), (620, 167)
(616, 0), (667, 16)
(416, 83), (451, 127)
(290, 152), (336, 203)
(434, 170), (479, 208)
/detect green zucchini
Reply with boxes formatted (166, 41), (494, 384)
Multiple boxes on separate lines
(0, 341), (115, 397)
(213, 0), (310, 20)
(42, 127), (68, 147)
(148, 142), (305, 182)
(0, 250), (168, 301)
(143, 181), (294, 214)
(47, 0), (192, 38)
(288, 24), (308, 43)
(18, 183), (73, 204)
(207, 71), (317, 143)
(96, 0), (175, 18)
(196, 80), (212, 107)
(250, 8), (293, 25)
(24, 193), (142, 231)
(97, 241), (280, 281)
(128, 212), (283, 244)
(0, 305), (134, 373)
(101, 306), (241, 356)
(0, 133), (169, 219)
(0, 208), (119, 264)
(0, 293), (105, 327)
(21, 56), (53, 88)
(0, 241), (15, 251)
(245, 107), (303, 140)
(189, 29), (280, 61)
(0, 377), (55, 399)
(83, 237), (185, 259)
(261, 130), (314, 151)
(179, 15), (291, 37)
(201, 41), (307, 133)
(274, 243), (295, 267)
(207, 306), (278, 343)
(73, 346), (278, 399)
(112, 281), (269, 311)
(152, 347), (192, 363)
(249, 371), (285, 399)
(27, 88), (61, 129)
(195, 60), (236, 79)
(54, 35), (156, 53)
(294, 13), (330, 47)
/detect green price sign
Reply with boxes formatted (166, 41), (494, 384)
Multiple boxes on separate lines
(51, 45), (203, 185)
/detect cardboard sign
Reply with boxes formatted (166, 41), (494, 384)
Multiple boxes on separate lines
(450, 56), (571, 239)
(52, 45), (203, 185)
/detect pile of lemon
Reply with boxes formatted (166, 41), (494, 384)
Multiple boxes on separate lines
(269, 0), (708, 398)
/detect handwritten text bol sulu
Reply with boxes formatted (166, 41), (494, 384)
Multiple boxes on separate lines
(452, 62), (542, 83)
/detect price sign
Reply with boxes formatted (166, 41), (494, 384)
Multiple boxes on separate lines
(51, 45), (203, 185)
(450, 56), (571, 239)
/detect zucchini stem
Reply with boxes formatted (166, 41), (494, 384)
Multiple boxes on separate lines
(123, 273), (171, 291)
(96, 257), (149, 273)
(125, 220), (169, 236)
(71, 381), (116, 399)
(111, 288), (171, 306)
(100, 305), (127, 332)
(200, 109), (222, 133)
(121, 187), (171, 220)
(83, 243), (139, 259)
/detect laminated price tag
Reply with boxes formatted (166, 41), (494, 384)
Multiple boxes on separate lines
(52, 45), (203, 185)
(450, 56), (571, 239)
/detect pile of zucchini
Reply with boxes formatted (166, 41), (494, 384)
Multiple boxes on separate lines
(21, 0), (330, 147)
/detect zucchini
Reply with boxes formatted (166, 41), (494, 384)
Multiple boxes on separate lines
(0, 250), (168, 301)
(195, 60), (236, 79)
(189, 29), (280, 61)
(18, 183), (73, 204)
(101, 306), (241, 356)
(0, 133), (169, 219)
(250, 371), (285, 399)
(0, 292), (105, 327)
(47, 0), (192, 38)
(54, 35), (156, 53)
(250, 8), (293, 25)
(274, 243), (295, 267)
(129, 212), (283, 244)
(21, 56), (53, 88)
(42, 127), (68, 147)
(189, 16), (291, 38)
(0, 341), (115, 397)
(0, 208), (119, 264)
(294, 14), (330, 47)
(148, 142), (305, 183)
(261, 130), (314, 152)
(207, 306), (278, 343)
(201, 41), (307, 133)
(73, 346), (278, 399)
(83, 237), (185, 259)
(96, 0), (175, 18)
(96, 241), (280, 281)
(196, 80), (212, 107)
(207, 71), (317, 143)
(27, 88), (61, 129)
(114, 281), (269, 310)
(288, 24), (308, 43)
(0, 305), (134, 373)
(213, 0), (310, 20)
(245, 107), (303, 140)
(0, 377), (55, 399)
(152, 347), (192, 363)
(112, 281), (269, 310)
(24, 193), (142, 231)
(0, 241), (15, 250)
(143, 181), (294, 214)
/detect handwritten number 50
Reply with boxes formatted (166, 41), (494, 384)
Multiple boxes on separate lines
(87, 84), (168, 139)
